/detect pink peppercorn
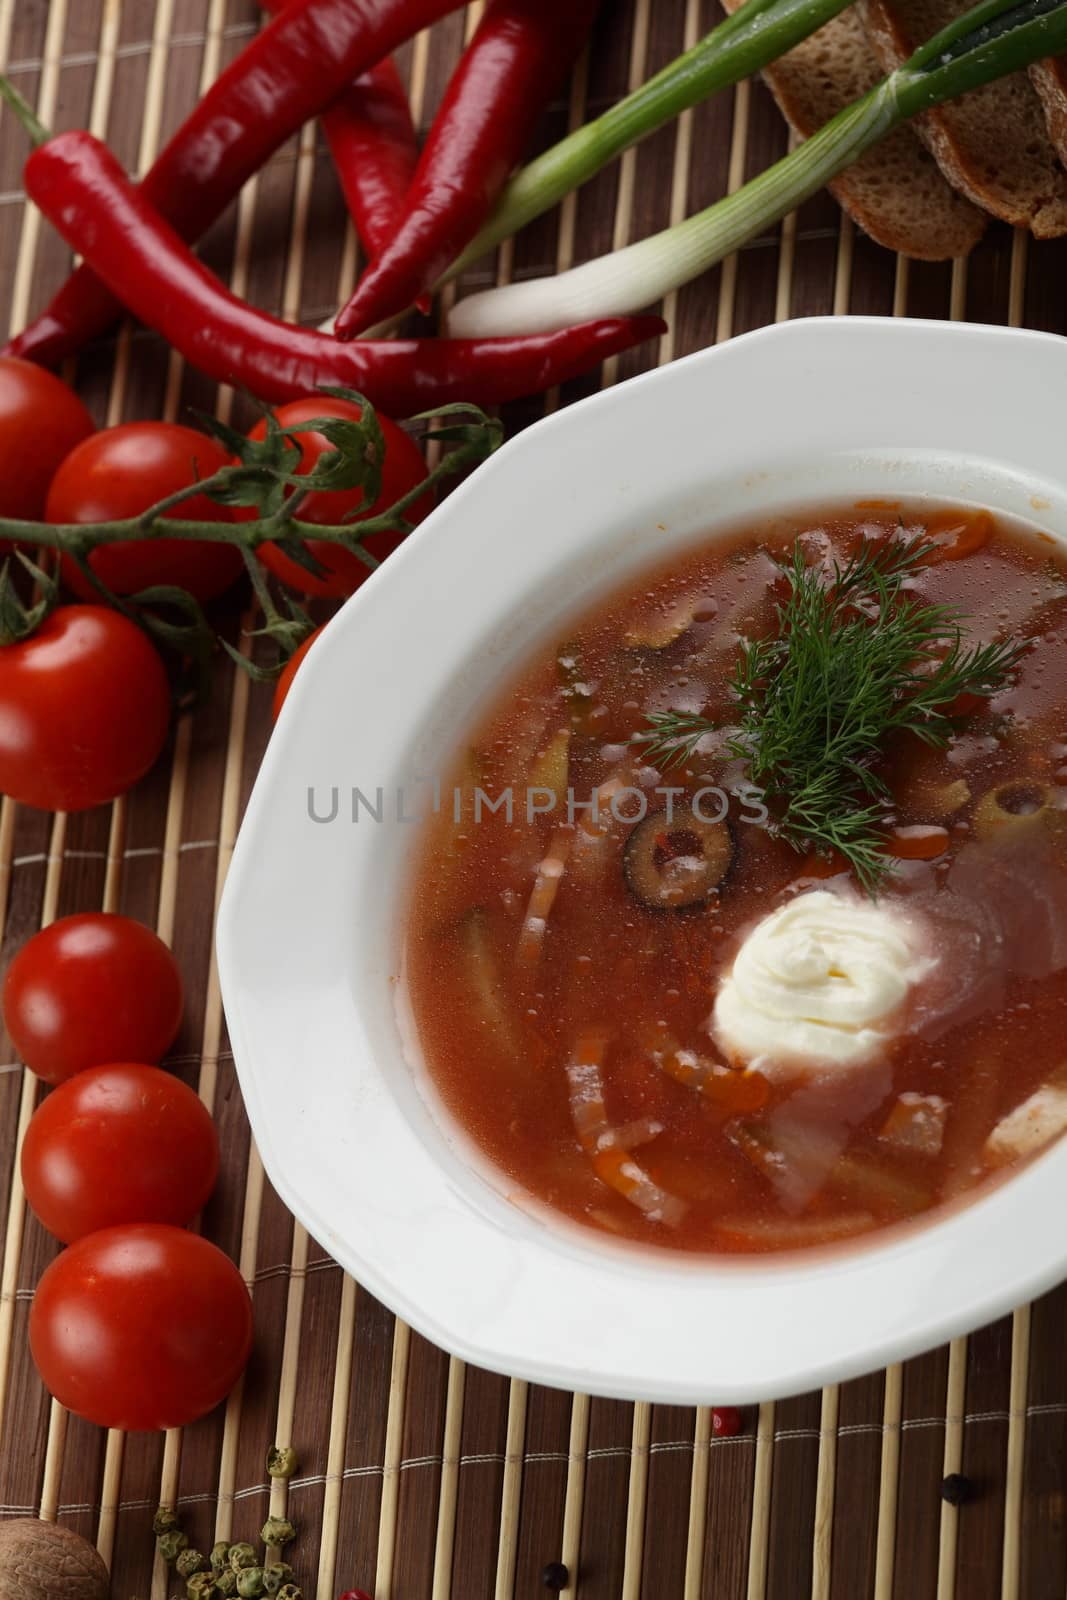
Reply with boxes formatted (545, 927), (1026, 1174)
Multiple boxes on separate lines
(712, 1406), (742, 1438)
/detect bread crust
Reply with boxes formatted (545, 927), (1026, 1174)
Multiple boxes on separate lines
(863, 0), (1067, 237)
(1029, 58), (1067, 171)
(720, 0), (986, 259)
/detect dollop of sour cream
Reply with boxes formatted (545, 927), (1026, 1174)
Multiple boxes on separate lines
(712, 889), (935, 1072)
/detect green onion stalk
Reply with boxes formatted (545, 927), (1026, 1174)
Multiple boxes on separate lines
(446, 0), (857, 278)
(329, 0), (855, 333)
(448, 0), (1067, 338)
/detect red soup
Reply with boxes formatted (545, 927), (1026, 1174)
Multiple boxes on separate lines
(406, 504), (1067, 1253)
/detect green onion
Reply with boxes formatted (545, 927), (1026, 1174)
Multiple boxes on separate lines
(448, 0), (1067, 338)
(445, 0), (856, 283)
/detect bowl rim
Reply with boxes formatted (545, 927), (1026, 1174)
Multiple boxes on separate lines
(218, 315), (1067, 1404)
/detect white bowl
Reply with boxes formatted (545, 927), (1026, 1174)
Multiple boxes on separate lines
(218, 316), (1067, 1405)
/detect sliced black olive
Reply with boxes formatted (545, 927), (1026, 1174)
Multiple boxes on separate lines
(623, 804), (733, 911)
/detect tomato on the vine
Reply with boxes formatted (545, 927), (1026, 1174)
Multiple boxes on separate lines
(47, 422), (243, 602)
(0, 605), (171, 812)
(2, 912), (183, 1084)
(29, 1224), (253, 1431)
(272, 625), (325, 722)
(21, 1063), (218, 1242)
(248, 397), (432, 598)
(0, 356), (95, 522)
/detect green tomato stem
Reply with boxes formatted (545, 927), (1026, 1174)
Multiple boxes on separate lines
(0, 73), (49, 148)
(0, 427), (492, 560)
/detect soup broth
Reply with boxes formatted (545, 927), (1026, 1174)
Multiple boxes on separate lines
(406, 504), (1067, 1253)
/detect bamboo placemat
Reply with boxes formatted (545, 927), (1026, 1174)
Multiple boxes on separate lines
(2, 2), (1067, 1596)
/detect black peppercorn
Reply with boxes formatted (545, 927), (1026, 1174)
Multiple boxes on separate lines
(541, 1561), (570, 1591)
(941, 1473), (976, 1506)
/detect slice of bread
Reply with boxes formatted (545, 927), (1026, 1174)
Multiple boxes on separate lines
(863, 0), (1067, 237)
(1029, 58), (1067, 168)
(720, 0), (985, 259)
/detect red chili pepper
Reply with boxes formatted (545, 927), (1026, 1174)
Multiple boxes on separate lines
(23, 131), (665, 413)
(2, 0), (463, 372)
(259, 1), (419, 262)
(322, 61), (421, 261)
(334, 0), (602, 339)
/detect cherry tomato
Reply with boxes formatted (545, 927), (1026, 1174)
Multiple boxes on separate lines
(3, 913), (183, 1085)
(0, 356), (95, 521)
(248, 398), (431, 598)
(0, 605), (170, 811)
(272, 626), (325, 722)
(29, 1224), (252, 1431)
(21, 1064), (218, 1242)
(47, 422), (243, 602)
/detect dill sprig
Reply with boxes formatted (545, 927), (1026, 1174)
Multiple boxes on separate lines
(638, 708), (716, 771)
(636, 535), (1026, 891)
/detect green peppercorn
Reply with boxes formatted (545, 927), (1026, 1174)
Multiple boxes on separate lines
(260, 1518), (296, 1549)
(185, 1575), (218, 1600)
(158, 1530), (191, 1565)
(176, 1549), (209, 1579)
(153, 1506), (181, 1538)
(214, 1573), (237, 1598)
(266, 1445), (298, 1480)
(261, 1565), (293, 1596)
(229, 1544), (258, 1572)
(236, 1569), (265, 1598)
(210, 1543), (232, 1574)
(274, 1587), (301, 1600)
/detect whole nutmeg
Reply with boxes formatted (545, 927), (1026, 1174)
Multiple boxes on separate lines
(0, 1520), (110, 1600)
